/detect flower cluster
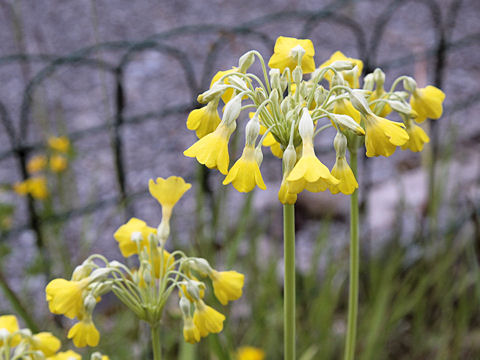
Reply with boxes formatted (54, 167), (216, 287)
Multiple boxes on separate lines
(45, 176), (244, 348)
(184, 36), (445, 200)
(13, 136), (72, 200)
(0, 314), (108, 359)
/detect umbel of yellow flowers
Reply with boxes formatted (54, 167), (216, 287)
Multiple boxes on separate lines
(0, 314), (109, 359)
(45, 176), (245, 348)
(184, 36), (445, 201)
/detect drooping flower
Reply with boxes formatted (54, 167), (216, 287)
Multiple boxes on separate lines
(113, 218), (156, 257)
(48, 136), (70, 153)
(48, 350), (81, 360)
(278, 179), (297, 205)
(193, 300), (225, 338)
(401, 121), (430, 152)
(186, 100), (222, 139)
(183, 317), (201, 344)
(333, 98), (361, 124)
(209, 270), (245, 306)
(27, 155), (47, 174)
(268, 36), (315, 74)
(67, 317), (100, 348)
(236, 346), (266, 360)
(329, 157), (358, 195)
(410, 85), (445, 123)
(46, 278), (89, 319)
(0, 315), (20, 346)
(364, 113), (409, 157)
(210, 67), (238, 104)
(223, 145), (266, 193)
(320, 51), (363, 88)
(32, 332), (61, 356)
(49, 154), (68, 173)
(184, 122), (235, 175)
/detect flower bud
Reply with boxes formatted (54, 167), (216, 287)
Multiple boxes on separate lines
(197, 84), (227, 103)
(131, 231), (143, 244)
(280, 74), (288, 93)
(269, 88), (279, 105)
(314, 86), (326, 105)
(84, 294), (97, 313)
(255, 87), (267, 103)
(179, 295), (192, 317)
(90, 268), (111, 281)
(363, 73), (374, 91)
(403, 76), (417, 93)
(238, 51), (255, 73)
(185, 281), (201, 301)
(18, 328), (32, 337)
(280, 97), (290, 114)
(289, 45), (306, 63)
(282, 144), (297, 173)
(245, 116), (260, 146)
(330, 114), (365, 135)
(223, 95), (242, 125)
(332, 73), (345, 88)
(373, 68), (385, 87)
(388, 100), (413, 116)
(298, 108), (314, 140)
(72, 262), (93, 281)
(228, 75), (247, 91)
(189, 258), (212, 276)
(91, 353), (104, 360)
(334, 131), (348, 157)
(269, 68), (281, 91)
(292, 66), (303, 84)
(330, 60), (355, 71)
(255, 146), (263, 166)
(349, 90), (372, 115)
(157, 220), (170, 244)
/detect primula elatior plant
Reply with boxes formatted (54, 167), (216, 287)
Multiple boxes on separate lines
(184, 36), (445, 359)
(0, 314), (108, 360)
(45, 176), (245, 359)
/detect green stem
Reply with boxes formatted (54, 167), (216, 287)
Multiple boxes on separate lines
(151, 324), (162, 360)
(283, 204), (295, 360)
(344, 149), (359, 360)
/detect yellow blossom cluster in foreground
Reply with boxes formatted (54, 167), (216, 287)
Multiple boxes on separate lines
(184, 36), (445, 200)
(45, 176), (245, 348)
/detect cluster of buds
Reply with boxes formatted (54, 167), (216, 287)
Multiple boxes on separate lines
(0, 314), (108, 359)
(45, 176), (245, 348)
(13, 136), (72, 200)
(184, 36), (445, 201)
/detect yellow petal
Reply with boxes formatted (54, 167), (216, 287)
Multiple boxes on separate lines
(401, 122), (430, 152)
(149, 176), (191, 209)
(268, 36), (316, 74)
(223, 146), (266, 193)
(410, 85), (445, 123)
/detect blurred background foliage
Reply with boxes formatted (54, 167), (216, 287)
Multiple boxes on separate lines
(0, 0), (479, 359)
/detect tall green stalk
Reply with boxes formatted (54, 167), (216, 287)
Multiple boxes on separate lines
(283, 204), (296, 360)
(344, 149), (359, 360)
(151, 324), (162, 360)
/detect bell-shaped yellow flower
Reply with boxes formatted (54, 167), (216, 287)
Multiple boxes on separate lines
(49, 154), (68, 173)
(32, 332), (61, 356)
(67, 318), (100, 348)
(149, 176), (191, 214)
(210, 270), (245, 306)
(329, 157), (358, 195)
(286, 141), (339, 194)
(320, 51), (363, 88)
(186, 101), (221, 139)
(223, 145), (266, 193)
(48, 350), (81, 360)
(237, 346), (266, 360)
(333, 98), (361, 124)
(369, 89), (392, 117)
(46, 278), (88, 319)
(13, 177), (49, 200)
(410, 85), (445, 123)
(210, 68), (237, 104)
(113, 218), (156, 257)
(268, 36), (315, 74)
(278, 179), (297, 205)
(193, 300), (225, 337)
(183, 317), (201, 344)
(364, 114), (409, 157)
(0, 315), (20, 346)
(184, 122), (234, 175)
(48, 136), (70, 153)
(27, 155), (47, 174)
(401, 122), (430, 152)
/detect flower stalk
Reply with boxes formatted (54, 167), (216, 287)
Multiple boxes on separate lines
(151, 324), (162, 360)
(283, 204), (296, 360)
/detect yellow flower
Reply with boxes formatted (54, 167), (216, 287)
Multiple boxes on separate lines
(210, 270), (244, 305)
(46, 278), (88, 319)
(113, 217), (156, 257)
(193, 300), (225, 337)
(223, 145), (266, 193)
(369, 89), (392, 117)
(27, 155), (47, 174)
(286, 142), (339, 194)
(48, 136), (70, 153)
(333, 98), (361, 124)
(236, 346), (266, 360)
(179, 275), (205, 302)
(32, 332), (61, 356)
(268, 36), (315, 74)
(13, 177), (49, 200)
(259, 124), (283, 158)
(401, 122), (430, 152)
(320, 51), (363, 88)
(364, 114), (409, 157)
(278, 179), (297, 205)
(210, 68), (237, 104)
(149, 176), (191, 209)
(184, 122), (234, 175)
(329, 157), (358, 195)
(187, 101), (221, 139)
(0, 315), (20, 347)
(50, 154), (68, 173)
(47, 350), (81, 360)
(183, 317), (201, 344)
(67, 318), (100, 348)
(410, 85), (445, 123)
